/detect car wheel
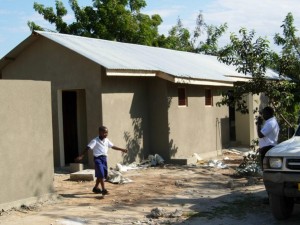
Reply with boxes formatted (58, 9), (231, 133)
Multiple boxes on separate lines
(269, 194), (294, 220)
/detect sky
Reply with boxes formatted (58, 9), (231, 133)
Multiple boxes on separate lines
(1, 0), (300, 58)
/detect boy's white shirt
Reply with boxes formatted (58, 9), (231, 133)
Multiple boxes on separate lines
(87, 136), (114, 157)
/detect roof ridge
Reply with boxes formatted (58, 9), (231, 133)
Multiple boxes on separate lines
(34, 30), (213, 57)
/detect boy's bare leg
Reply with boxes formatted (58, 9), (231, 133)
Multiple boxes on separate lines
(99, 178), (105, 190)
(94, 178), (100, 188)
(99, 178), (109, 195)
(92, 178), (102, 193)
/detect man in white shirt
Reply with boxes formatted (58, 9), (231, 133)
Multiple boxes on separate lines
(76, 126), (128, 195)
(256, 106), (279, 170)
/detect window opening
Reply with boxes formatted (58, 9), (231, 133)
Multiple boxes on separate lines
(178, 87), (187, 106)
(205, 89), (213, 106)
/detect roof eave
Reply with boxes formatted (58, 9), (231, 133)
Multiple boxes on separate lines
(106, 69), (156, 77)
(106, 69), (234, 87)
(174, 77), (233, 87)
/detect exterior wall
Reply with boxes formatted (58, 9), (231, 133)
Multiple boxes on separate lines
(0, 80), (54, 210)
(235, 95), (252, 146)
(252, 94), (262, 143)
(101, 75), (151, 167)
(167, 84), (230, 161)
(148, 78), (170, 159)
(235, 94), (264, 147)
(2, 37), (102, 167)
(101, 76), (231, 163)
(235, 111), (251, 146)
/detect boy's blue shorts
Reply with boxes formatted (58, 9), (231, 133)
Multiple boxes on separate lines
(94, 155), (108, 179)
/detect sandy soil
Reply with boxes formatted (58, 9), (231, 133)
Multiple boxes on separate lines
(1, 150), (300, 225)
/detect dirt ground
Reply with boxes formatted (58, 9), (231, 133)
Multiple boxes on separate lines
(1, 149), (300, 225)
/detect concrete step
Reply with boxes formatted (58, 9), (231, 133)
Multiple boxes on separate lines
(70, 169), (95, 181)
(69, 163), (84, 173)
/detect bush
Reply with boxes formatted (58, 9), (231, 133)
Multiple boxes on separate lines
(235, 151), (262, 177)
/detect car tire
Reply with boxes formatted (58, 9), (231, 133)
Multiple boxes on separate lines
(269, 194), (294, 220)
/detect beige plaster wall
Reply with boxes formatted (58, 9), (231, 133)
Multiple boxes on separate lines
(101, 75), (151, 167)
(148, 78), (170, 160)
(167, 84), (230, 160)
(102, 75), (230, 163)
(235, 94), (262, 147)
(0, 80), (54, 210)
(235, 94), (252, 147)
(2, 37), (102, 167)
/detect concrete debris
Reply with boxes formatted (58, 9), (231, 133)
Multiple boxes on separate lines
(206, 160), (228, 169)
(187, 153), (204, 165)
(193, 153), (202, 161)
(107, 170), (133, 184)
(116, 163), (140, 172)
(148, 154), (164, 166)
(150, 208), (183, 219)
(113, 153), (164, 176)
(56, 217), (87, 225)
(170, 209), (183, 218)
(132, 221), (145, 224)
(110, 154), (165, 184)
(150, 207), (167, 218)
(223, 149), (242, 155)
(175, 180), (184, 187)
(137, 154), (165, 167)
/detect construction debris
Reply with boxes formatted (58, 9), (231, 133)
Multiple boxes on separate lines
(148, 154), (164, 166)
(115, 163), (140, 172)
(150, 207), (183, 218)
(107, 170), (133, 184)
(150, 207), (167, 218)
(204, 159), (228, 169)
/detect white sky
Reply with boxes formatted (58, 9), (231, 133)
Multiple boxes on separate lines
(1, 0), (300, 57)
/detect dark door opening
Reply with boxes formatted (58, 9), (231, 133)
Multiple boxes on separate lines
(62, 91), (78, 164)
(228, 91), (236, 141)
(229, 105), (236, 141)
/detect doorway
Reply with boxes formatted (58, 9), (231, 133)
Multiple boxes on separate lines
(62, 90), (87, 165)
(228, 90), (236, 141)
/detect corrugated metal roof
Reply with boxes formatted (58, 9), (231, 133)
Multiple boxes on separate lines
(0, 30), (279, 84)
(35, 31), (246, 82)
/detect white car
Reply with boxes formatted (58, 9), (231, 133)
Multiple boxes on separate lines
(263, 127), (300, 220)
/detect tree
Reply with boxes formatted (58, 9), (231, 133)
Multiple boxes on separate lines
(195, 23), (228, 55)
(191, 11), (228, 55)
(217, 28), (297, 141)
(159, 11), (228, 54)
(273, 12), (300, 135)
(219, 28), (272, 77)
(274, 12), (300, 81)
(28, 0), (163, 46)
(159, 18), (194, 52)
(29, 3), (227, 52)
